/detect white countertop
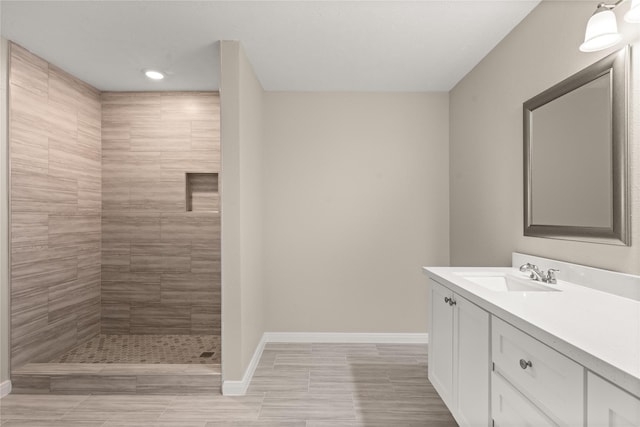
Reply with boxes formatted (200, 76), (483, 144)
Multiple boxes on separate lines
(423, 266), (640, 398)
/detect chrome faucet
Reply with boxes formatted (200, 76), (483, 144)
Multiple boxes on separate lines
(519, 263), (559, 284)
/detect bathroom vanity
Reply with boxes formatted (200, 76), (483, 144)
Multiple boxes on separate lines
(423, 253), (640, 427)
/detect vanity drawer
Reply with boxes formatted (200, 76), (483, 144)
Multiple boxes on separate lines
(492, 371), (555, 427)
(492, 317), (584, 426)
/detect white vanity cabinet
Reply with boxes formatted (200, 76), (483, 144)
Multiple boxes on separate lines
(428, 279), (490, 427)
(425, 259), (640, 427)
(587, 372), (640, 427)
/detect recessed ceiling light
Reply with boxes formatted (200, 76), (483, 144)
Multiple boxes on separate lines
(144, 70), (164, 80)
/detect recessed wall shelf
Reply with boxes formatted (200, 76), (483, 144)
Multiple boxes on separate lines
(186, 172), (219, 212)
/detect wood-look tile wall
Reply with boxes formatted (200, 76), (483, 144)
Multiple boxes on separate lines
(101, 92), (220, 335)
(9, 43), (102, 369)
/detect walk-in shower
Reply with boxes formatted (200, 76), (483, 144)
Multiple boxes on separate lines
(8, 42), (221, 393)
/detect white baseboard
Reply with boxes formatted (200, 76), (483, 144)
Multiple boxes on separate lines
(222, 334), (267, 396)
(0, 380), (11, 398)
(221, 332), (428, 396)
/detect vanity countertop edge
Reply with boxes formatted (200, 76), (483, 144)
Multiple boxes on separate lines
(423, 266), (640, 399)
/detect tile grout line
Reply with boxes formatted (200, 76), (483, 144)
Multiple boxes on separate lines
(58, 394), (93, 420)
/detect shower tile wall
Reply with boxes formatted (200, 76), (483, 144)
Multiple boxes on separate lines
(9, 43), (102, 368)
(101, 92), (220, 335)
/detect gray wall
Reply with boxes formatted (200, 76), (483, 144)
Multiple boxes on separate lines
(219, 41), (265, 382)
(450, 1), (640, 272)
(263, 92), (450, 333)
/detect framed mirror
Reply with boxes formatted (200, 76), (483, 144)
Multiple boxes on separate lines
(523, 46), (630, 245)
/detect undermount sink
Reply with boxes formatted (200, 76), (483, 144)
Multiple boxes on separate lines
(454, 272), (561, 292)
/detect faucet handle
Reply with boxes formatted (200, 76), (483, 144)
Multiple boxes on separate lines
(519, 262), (537, 272)
(546, 268), (559, 284)
(520, 262), (538, 273)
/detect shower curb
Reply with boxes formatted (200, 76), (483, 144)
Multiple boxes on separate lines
(10, 363), (221, 395)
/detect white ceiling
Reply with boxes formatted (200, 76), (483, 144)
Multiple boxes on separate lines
(0, 1), (540, 92)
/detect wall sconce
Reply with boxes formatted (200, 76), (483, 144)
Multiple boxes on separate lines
(580, 0), (640, 52)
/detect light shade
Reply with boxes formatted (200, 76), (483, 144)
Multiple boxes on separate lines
(579, 6), (622, 52)
(144, 70), (165, 80)
(625, 0), (640, 22)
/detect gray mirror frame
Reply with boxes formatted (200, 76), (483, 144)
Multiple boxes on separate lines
(523, 46), (630, 246)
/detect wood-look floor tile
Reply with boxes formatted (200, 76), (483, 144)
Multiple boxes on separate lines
(159, 395), (263, 421)
(61, 395), (175, 421)
(1, 421), (105, 427)
(375, 343), (427, 355)
(309, 368), (392, 392)
(309, 344), (379, 357)
(273, 355), (347, 369)
(306, 422), (416, 427)
(104, 422), (205, 427)
(247, 369), (310, 394)
(0, 394), (88, 420)
(352, 391), (455, 424)
(3, 344), (455, 425)
(259, 392), (356, 421)
(206, 422), (304, 427)
(263, 344), (313, 354)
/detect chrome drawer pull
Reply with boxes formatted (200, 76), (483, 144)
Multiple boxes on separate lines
(519, 359), (533, 370)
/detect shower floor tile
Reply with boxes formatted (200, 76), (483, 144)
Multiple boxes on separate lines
(48, 334), (221, 364)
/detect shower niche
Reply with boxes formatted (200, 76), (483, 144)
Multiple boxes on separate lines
(186, 172), (219, 212)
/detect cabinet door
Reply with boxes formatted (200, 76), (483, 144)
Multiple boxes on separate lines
(455, 295), (490, 427)
(492, 372), (556, 427)
(429, 279), (454, 408)
(588, 372), (640, 427)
